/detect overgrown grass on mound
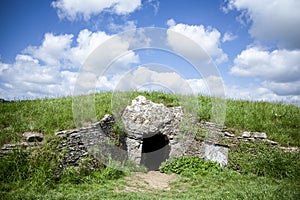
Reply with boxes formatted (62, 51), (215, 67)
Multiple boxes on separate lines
(0, 137), (146, 199)
(2, 154), (299, 200)
(0, 96), (74, 146)
(1, 92), (299, 199)
(228, 141), (300, 180)
(224, 99), (300, 146)
(1, 92), (299, 146)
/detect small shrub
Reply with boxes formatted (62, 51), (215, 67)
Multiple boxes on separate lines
(159, 156), (222, 176)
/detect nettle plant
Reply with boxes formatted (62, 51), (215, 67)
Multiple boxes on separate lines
(159, 156), (222, 176)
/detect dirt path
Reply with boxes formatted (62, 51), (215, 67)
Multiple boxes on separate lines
(115, 171), (178, 193)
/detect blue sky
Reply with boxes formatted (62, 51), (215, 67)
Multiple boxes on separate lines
(0, 0), (300, 105)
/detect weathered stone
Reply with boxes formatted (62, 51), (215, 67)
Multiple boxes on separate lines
(204, 142), (228, 166)
(279, 146), (299, 153)
(253, 132), (267, 139)
(121, 95), (197, 168)
(22, 132), (44, 142)
(247, 138), (255, 142)
(0, 141), (43, 157)
(122, 96), (184, 139)
(264, 139), (278, 145)
(55, 129), (78, 138)
(54, 114), (126, 169)
(242, 131), (251, 138)
(126, 137), (143, 165)
(224, 131), (235, 137)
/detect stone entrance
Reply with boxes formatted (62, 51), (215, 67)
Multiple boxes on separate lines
(141, 133), (170, 170)
(121, 95), (188, 168)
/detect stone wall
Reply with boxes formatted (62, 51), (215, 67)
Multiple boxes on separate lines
(53, 95), (205, 170)
(2, 95), (292, 170)
(55, 114), (127, 169)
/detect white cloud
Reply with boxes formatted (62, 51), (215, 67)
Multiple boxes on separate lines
(222, 32), (237, 43)
(25, 33), (73, 66)
(187, 76), (225, 97)
(147, 0), (159, 15)
(0, 29), (140, 100)
(230, 47), (300, 95)
(70, 29), (112, 67)
(0, 54), (75, 99)
(167, 19), (228, 64)
(262, 80), (300, 96)
(112, 0), (141, 15)
(230, 47), (300, 81)
(110, 67), (225, 97)
(22, 29), (140, 71)
(52, 0), (142, 21)
(225, 84), (300, 105)
(23, 30), (112, 69)
(225, 0), (300, 49)
(114, 66), (194, 95)
(166, 18), (176, 27)
(108, 20), (137, 32)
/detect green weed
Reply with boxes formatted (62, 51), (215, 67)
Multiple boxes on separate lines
(159, 156), (223, 176)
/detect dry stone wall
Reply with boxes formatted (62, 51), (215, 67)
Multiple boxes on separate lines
(2, 95), (291, 170)
(55, 114), (127, 169)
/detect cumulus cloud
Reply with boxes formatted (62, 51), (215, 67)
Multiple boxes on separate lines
(52, 0), (142, 21)
(230, 47), (300, 95)
(70, 29), (112, 67)
(114, 66), (194, 95)
(224, 0), (300, 49)
(22, 29), (140, 71)
(225, 84), (300, 105)
(23, 30), (114, 69)
(187, 76), (225, 97)
(25, 33), (73, 67)
(262, 80), (300, 96)
(0, 54), (76, 99)
(167, 19), (228, 64)
(0, 29), (140, 99)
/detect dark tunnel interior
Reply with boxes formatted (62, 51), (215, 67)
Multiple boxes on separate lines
(141, 133), (170, 170)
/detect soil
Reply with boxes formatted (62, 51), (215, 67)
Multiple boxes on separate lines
(115, 171), (178, 193)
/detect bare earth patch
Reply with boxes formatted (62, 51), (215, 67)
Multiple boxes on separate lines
(115, 171), (178, 193)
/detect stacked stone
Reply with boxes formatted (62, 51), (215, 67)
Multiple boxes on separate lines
(0, 132), (43, 157)
(55, 114), (123, 168)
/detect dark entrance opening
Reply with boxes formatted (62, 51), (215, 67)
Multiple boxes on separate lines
(141, 133), (170, 170)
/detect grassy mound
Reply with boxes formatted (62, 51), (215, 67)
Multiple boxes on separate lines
(1, 92), (299, 199)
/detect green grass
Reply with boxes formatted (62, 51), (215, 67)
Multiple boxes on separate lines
(1, 92), (299, 199)
(224, 99), (300, 146)
(228, 141), (300, 179)
(1, 165), (299, 200)
(1, 92), (299, 146)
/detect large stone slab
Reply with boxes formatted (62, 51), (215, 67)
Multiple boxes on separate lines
(204, 142), (228, 166)
(121, 95), (194, 167)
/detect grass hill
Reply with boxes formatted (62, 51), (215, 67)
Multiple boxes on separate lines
(0, 92), (299, 199)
